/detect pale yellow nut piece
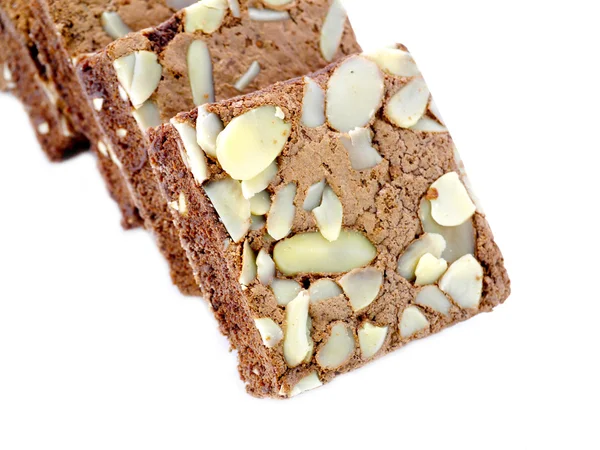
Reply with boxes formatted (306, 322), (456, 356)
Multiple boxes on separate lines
(428, 172), (476, 227)
(263, 0), (293, 7)
(227, 0), (241, 17)
(397, 233), (446, 281)
(338, 267), (383, 311)
(113, 53), (135, 94)
(364, 47), (420, 77)
(385, 76), (430, 128)
(248, 8), (290, 21)
(249, 190), (271, 215)
(271, 278), (302, 306)
(184, 0), (228, 33)
(273, 231), (377, 276)
(188, 40), (214, 106)
(256, 249), (276, 285)
(203, 177), (251, 242)
(101, 11), (131, 39)
(266, 183), (296, 241)
(339, 127), (383, 170)
(234, 61), (260, 91)
(171, 118), (209, 185)
(415, 285), (451, 316)
(302, 179), (326, 211)
(316, 322), (355, 369)
(289, 371), (322, 397)
(196, 105), (223, 158)
(313, 185), (343, 242)
(132, 100), (162, 131)
(118, 51), (163, 108)
(168, 192), (189, 216)
(216, 106), (291, 180)
(410, 117), (448, 133)
(319, 0), (347, 62)
(400, 306), (429, 338)
(301, 77), (325, 128)
(254, 318), (283, 348)
(414, 253), (448, 286)
(308, 278), (342, 303)
(428, 97), (444, 125)
(283, 291), (313, 367)
(241, 162), (278, 199)
(239, 240), (257, 286)
(166, 0), (197, 8)
(92, 97), (104, 111)
(439, 254), (483, 309)
(326, 56), (384, 132)
(358, 322), (388, 359)
(419, 198), (474, 264)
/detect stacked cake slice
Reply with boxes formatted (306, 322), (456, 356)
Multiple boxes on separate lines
(0, 0), (510, 398)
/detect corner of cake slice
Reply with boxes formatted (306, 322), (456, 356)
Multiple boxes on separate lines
(150, 47), (511, 398)
(77, 0), (360, 296)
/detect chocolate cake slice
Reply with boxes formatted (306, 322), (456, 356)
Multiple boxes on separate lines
(2, 0), (187, 227)
(148, 48), (511, 397)
(77, 0), (360, 295)
(0, 1), (87, 161)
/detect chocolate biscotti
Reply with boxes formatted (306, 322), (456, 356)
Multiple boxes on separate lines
(1, 0), (183, 167)
(78, 0), (360, 295)
(149, 48), (511, 397)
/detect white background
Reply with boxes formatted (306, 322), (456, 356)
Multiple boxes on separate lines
(1, 1), (599, 448)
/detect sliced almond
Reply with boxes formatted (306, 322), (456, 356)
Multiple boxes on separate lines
(283, 291), (313, 367)
(313, 185), (343, 242)
(266, 183), (296, 241)
(130, 51), (163, 108)
(439, 254), (483, 309)
(364, 47), (420, 77)
(273, 231), (377, 276)
(414, 253), (448, 286)
(216, 106), (291, 180)
(188, 40), (214, 106)
(250, 214), (266, 231)
(397, 233), (446, 282)
(263, 0), (293, 6)
(227, 0), (241, 17)
(399, 305), (429, 338)
(319, 0), (347, 62)
(271, 278), (302, 306)
(428, 97), (444, 124)
(113, 53), (135, 95)
(302, 179), (326, 211)
(171, 118), (209, 185)
(289, 371), (322, 397)
(234, 61), (260, 91)
(203, 177), (251, 242)
(338, 267), (383, 311)
(239, 240), (257, 286)
(415, 285), (452, 316)
(339, 127), (383, 170)
(410, 117), (448, 133)
(196, 105), (223, 158)
(184, 0), (228, 33)
(241, 162), (278, 199)
(326, 56), (385, 132)
(248, 7), (290, 21)
(132, 100), (162, 131)
(428, 172), (476, 227)
(301, 77), (326, 128)
(308, 278), (342, 303)
(254, 318), (283, 348)
(316, 322), (355, 369)
(358, 322), (388, 359)
(249, 190), (271, 215)
(419, 198), (475, 264)
(385, 76), (430, 128)
(256, 249), (276, 285)
(101, 11), (131, 39)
